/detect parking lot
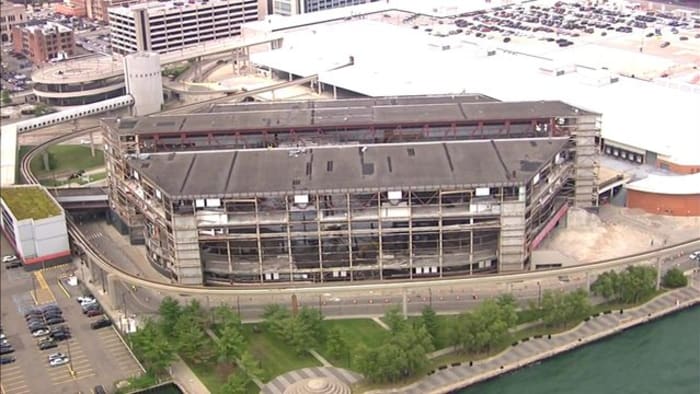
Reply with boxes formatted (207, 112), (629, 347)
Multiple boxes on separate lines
(1, 235), (143, 394)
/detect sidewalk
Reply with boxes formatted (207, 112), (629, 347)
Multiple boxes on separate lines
(170, 356), (211, 394)
(367, 286), (700, 394)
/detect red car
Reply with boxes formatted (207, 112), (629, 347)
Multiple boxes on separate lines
(86, 309), (103, 317)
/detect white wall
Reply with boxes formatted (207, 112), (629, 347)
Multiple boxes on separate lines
(0, 124), (17, 186)
(124, 52), (163, 116)
(33, 215), (70, 258)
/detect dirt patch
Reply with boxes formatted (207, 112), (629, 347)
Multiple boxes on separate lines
(539, 207), (681, 263)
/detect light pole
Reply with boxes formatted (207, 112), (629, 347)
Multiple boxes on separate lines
(537, 281), (542, 307)
(66, 339), (75, 377)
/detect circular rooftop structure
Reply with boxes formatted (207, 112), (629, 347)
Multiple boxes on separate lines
(283, 377), (351, 394)
(31, 55), (126, 106)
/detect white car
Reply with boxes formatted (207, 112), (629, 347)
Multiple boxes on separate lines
(49, 356), (69, 367)
(2, 255), (17, 263)
(76, 296), (95, 304)
(689, 251), (700, 261)
(79, 298), (97, 306)
(31, 329), (50, 337)
(48, 352), (67, 361)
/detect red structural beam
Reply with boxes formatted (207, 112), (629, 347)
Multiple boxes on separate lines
(530, 203), (570, 252)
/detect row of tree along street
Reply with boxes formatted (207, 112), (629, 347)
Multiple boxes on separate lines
(126, 264), (685, 388)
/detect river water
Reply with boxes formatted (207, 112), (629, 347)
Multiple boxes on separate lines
(460, 306), (700, 394)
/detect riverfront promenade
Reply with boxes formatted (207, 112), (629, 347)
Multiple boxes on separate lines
(368, 285), (700, 394)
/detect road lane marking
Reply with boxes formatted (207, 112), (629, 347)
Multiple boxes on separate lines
(53, 372), (96, 385)
(56, 278), (71, 298)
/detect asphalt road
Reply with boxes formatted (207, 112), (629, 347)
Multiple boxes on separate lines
(0, 234), (142, 394)
(77, 220), (700, 322)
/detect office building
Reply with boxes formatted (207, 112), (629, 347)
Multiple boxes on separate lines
(11, 21), (76, 64)
(108, 0), (267, 55)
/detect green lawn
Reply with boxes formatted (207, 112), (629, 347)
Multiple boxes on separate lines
(28, 144), (104, 178)
(318, 319), (390, 369)
(243, 325), (321, 382)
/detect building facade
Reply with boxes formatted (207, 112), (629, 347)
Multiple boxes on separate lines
(0, 0), (26, 43)
(0, 186), (71, 269)
(54, 0), (88, 17)
(11, 22), (76, 64)
(271, 0), (377, 16)
(108, 0), (267, 55)
(102, 95), (600, 285)
(86, 0), (143, 23)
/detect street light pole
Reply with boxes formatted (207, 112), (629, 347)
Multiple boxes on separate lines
(66, 339), (75, 377)
(537, 281), (542, 307)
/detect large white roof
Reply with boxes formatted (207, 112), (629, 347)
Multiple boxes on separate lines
(251, 19), (700, 166)
(626, 172), (700, 195)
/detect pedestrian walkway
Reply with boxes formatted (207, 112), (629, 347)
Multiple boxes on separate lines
(170, 356), (211, 394)
(308, 349), (333, 367)
(261, 367), (362, 394)
(367, 287), (700, 394)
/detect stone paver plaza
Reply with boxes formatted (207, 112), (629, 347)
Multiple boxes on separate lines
(261, 367), (362, 394)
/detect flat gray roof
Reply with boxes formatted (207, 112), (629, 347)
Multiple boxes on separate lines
(104, 95), (595, 135)
(130, 138), (569, 199)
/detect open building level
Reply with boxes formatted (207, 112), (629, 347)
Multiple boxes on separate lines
(103, 95), (600, 285)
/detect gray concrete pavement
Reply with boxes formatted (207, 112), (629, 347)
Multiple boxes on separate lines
(0, 234), (142, 394)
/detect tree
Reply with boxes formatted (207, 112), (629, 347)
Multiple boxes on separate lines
(182, 299), (207, 326)
(383, 307), (406, 334)
(221, 373), (249, 394)
(452, 298), (517, 354)
(213, 305), (239, 328)
(420, 306), (440, 347)
(592, 266), (658, 304)
(591, 270), (620, 300)
(662, 268), (688, 288)
(130, 319), (175, 375)
(238, 350), (263, 382)
(541, 289), (591, 328)
(174, 315), (213, 364)
(353, 322), (433, 383)
(1, 89), (10, 105)
(217, 323), (247, 363)
(158, 296), (182, 330)
(324, 327), (349, 362)
(297, 307), (324, 343)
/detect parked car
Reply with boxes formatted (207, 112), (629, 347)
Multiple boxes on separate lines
(82, 304), (101, 314)
(50, 331), (71, 341)
(90, 318), (112, 330)
(49, 354), (70, 367)
(32, 328), (51, 337)
(660, 41), (670, 48)
(76, 296), (95, 304)
(690, 251), (700, 261)
(93, 385), (107, 394)
(38, 339), (58, 350)
(2, 255), (18, 263)
(45, 317), (65, 325)
(0, 356), (15, 365)
(41, 305), (62, 314)
(0, 346), (14, 355)
(86, 308), (103, 317)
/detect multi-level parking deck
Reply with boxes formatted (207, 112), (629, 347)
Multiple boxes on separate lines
(101, 95), (600, 285)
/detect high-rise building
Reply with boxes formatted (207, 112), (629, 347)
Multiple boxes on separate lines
(108, 0), (267, 55)
(0, 0), (27, 43)
(86, 0), (143, 23)
(271, 0), (378, 16)
(11, 22), (76, 64)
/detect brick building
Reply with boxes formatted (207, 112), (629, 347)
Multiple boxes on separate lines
(0, 0), (26, 43)
(11, 22), (76, 64)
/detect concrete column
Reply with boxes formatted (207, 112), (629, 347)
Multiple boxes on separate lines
(106, 273), (120, 310)
(402, 288), (408, 318)
(585, 270), (591, 294)
(656, 258), (661, 291)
